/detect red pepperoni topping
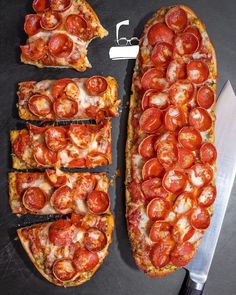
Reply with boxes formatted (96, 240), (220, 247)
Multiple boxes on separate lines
(169, 81), (195, 105)
(165, 6), (188, 32)
(171, 242), (195, 267)
(73, 175), (97, 199)
(22, 187), (47, 212)
(50, 0), (72, 11)
(164, 106), (186, 131)
(156, 141), (178, 169)
(142, 90), (169, 110)
(200, 143), (217, 164)
(150, 237), (175, 268)
(147, 23), (174, 46)
(128, 180), (145, 203)
(24, 15), (41, 36)
(138, 135), (157, 159)
(154, 131), (177, 149)
(187, 60), (209, 84)
(198, 185), (216, 207)
(151, 42), (173, 67)
(87, 191), (110, 214)
(166, 59), (186, 83)
(174, 33), (198, 55)
(40, 10), (61, 30)
(147, 197), (170, 221)
(28, 94), (52, 117)
(191, 207), (210, 229)
(45, 127), (67, 152)
(140, 107), (163, 133)
(21, 38), (46, 61)
(141, 178), (162, 200)
(85, 76), (108, 96)
(32, 0), (50, 12)
(172, 215), (195, 243)
(51, 78), (78, 100)
(50, 185), (72, 214)
(46, 169), (68, 187)
(142, 158), (164, 180)
(197, 86), (215, 109)
(48, 33), (73, 58)
(73, 248), (99, 272)
(84, 228), (107, 252)
(149, 222), (172, 242)
(173, 192), (195, 215)
(34, 143), (58, 166)
(177, 146), (195, 169)
(178, 126), (202, 151)
(65, 15), (90, 40)
(53, 97), (78, 119)
(188, 163), (213, 188)
(16, 173), (40, 195)
(189, 107), (212, 131)
(184, 26), (202, 48)
(13, 131), (31, 161)
(163, 169), (187, 194)
(49, 220), (74, 246)
(86, 152), (109, 168)
(69, 125), (94, 149)
(141, 68), (168, 91)
(53, 259), (76, 282)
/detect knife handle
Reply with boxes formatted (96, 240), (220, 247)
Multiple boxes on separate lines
(179, 272), (205, 295)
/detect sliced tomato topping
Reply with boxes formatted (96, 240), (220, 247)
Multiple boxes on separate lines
(32, 0), (50, 12)
(187, 60), (209, 84)
(166, 59), (186, 83)
(50, 0), (72, 11)
(169, 80), (194, 105)
(73, 248), (99, 272)
(85, 76), (108, 96)
(198, 185), (216, 207)
(156, 141), (178, 169)
(53, 97), (78, 119)
(84, 228), (107, 252)
(178, 126), (202, 151)
(147, 23), (174, 46)
(147, 197), (170, 221)
(172, 215), (195, 243)
(48, 33), (73, 58)
(53, 259), (76, 282)
(189, 107), (212, 132)
(184, 26), (202, 48)
(50, 185), (72, 214)
(188, 163), (213, 188)
(163, 169), (187, 194)
(49, 219), (74, 246)
(24, 15), (41, 36)
(34, 143), (58, 166)
(21, 38), (46, 61)
(141, 68), (168, 91)
(177, 146), (195, 169)
(40, 10), (61, 30)
(142, 158), (164, 180)
(151, 42), (173, 67)
(149, 222), (172, 242)
(197, 86), (215, 109)
(87, 190), (110, 214)
(46, 169), (68, 187)
(150, 237), (175, 268)
(13, 131), (31, 161)
(51, 78), (78, 100)
(44, 126), (67, 152)
(171, 242), (195, 267)
(141, 178), (162, 200)
(174, 33), (198, 55)
(164, 105), (186, 131)
(165, 6), (188, 32)
(173, 192), (195, 215)
(191, 207), (210, 229)
(128, 180), (145, 203)
(138, 135), (157, 159)
(22, 187), (47, 212)
(200, 143), (217, 164)
(28, 94), (52, 117)
(65, 15), (90, 40)
(140, 107), (163, 133)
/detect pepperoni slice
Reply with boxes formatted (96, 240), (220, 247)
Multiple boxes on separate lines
(165, 6), (188, 32)
(48, 33), (73, 58)
(171, 242), (195, 267)
(151, 42), (173, 67)
(166, 59), (186, 83)
(184, 26), (202, 47)
(51, 78), (77, 100)
(141, 178), (162, 200)
(142, 90), (169, 111)
(34, 143), (58, 166)
(200, 143), (217, 164)
(16, 173), (40, 195)
(147, 197), (170, 221)
(73, 175), (97, 200)
(138, 135), (157, 159)
(141, 68), (168, 91)
(163, 169), (187, 194)
(32, 0), (50, 12)
(40, 10), (61, 30)
(85, 76), (108, 96)
(53, 259), (76, 282)
(21, 38), (46, 61)
(13, 131), (31, 161)
(28, 94), (52, 117)
(68, 125), (94, 149)
(198, 185), (216, 207)
(197, 86), (215, 109)
(142, 158), (164, 180)
(50, 0), (72, 11)
(128, 180), (145, 203)
(156, 142), (178, 169)
(172, 215), (195, 243)
(191, 207), (210, 229)
(149, 222), (172, 242)
(24, 15), (41, 36)
(173, 192), (194, 215)
(46, 169), (67, 187)
(50, 185), (72, 214)
(169, 81), (195, 105)
(187, 60), (209, 84)
(87, 191), (110, 214)
(28, 124), (47, 134)
(53, 97), (78, 119)
(189, 107), (212, 132)
(44, 127), (67, 152)
(178, 126), (202, 151)
(188, 163), (213, 188)
(49, 220), (74, 246)
(22, 187), (47, 212)
(147, 23), (174, 46)
(154, 131), (177, 150)
(140, 107), (163, 133)
(177, 146), (195, 169)
(73, 248), (99, 272)
(86, 152), (109, 168)
(65, 15), (90, 40)
(164, 106), (186, 131)
(174, 33), (198, 55)
(84, 228), (107, 252)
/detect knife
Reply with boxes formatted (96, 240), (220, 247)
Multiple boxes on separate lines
(179, 81), (236, 295)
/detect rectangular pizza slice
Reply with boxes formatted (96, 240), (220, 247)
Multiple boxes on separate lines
(21, 0), (108, 71)
(17, 76), (120, 121)
(11, 121), (112, 169)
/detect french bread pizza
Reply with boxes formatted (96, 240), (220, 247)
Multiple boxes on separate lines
(126, 5), (217, 276)
(20, 0), (108, 71)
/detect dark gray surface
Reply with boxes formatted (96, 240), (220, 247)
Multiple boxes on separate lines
(0, 0), (236, 294)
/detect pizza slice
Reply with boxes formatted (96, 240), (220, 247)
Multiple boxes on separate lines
(17, 212), (114, 286)
(17, 76), (119, 121)
(21, 0), (108, 71)
(11, 121), (111, 169)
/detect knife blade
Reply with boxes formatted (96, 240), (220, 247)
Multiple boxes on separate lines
(179, 81), (236, 295)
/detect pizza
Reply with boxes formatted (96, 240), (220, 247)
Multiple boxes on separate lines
(21, 0), (108, 71)
(125, 5), (217, 276)
(11, 121), (111, 169)
(9, 170), (110, 215)
(17, 76), (119, 121)
(17, 212), (114, 286)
